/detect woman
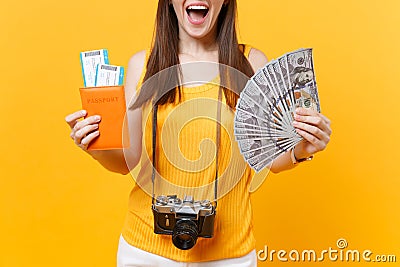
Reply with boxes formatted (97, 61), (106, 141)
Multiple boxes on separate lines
(65, 0), (331, 266)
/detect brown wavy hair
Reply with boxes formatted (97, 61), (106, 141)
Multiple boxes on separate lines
(130, 0), (254, 109)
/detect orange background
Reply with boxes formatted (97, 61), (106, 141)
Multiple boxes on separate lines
(1, 0), (399, 266)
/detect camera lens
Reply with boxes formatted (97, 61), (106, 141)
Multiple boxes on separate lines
(172, 220), (198, 250)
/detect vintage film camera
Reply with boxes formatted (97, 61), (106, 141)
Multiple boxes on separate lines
(152, 195), (216, 250)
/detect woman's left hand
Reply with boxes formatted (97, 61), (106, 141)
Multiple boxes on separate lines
(292, 107), (332, 159)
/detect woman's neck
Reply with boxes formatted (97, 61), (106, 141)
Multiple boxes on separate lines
(178, 31), (219, 63)
(177, 31), (220, 87)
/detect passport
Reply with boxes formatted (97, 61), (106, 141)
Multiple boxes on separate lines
(79, 85), (130, 150)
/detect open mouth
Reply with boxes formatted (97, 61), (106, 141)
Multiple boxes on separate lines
(186, 5), (209, 23)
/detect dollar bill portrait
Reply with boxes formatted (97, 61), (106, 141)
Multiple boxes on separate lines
(291, 66), (314, 88)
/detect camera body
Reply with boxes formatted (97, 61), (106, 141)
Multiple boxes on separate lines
(152, 195), (216, 250)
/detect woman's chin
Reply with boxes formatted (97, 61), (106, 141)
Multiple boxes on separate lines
(182, 25), (216, 40)
(187, 31), (208, 39)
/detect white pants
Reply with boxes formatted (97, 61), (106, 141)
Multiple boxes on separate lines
(117, 235), (257, 267)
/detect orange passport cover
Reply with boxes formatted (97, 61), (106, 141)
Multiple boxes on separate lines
(79, 85), (130, 150)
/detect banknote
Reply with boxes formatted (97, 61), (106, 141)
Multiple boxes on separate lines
(234, 120), (297, 141)
(234, 48), (320, 172)
(237, 138), (276, 155)
(250, 70), (290, 128)
(236, 93), (281, 129)
(246, 146), (285, 172)
(234, 109), (279, 131)
(234, 127), (294, 138)
(286, 48), (320, 112)
(240, 79), (288, 127)
(235, 107), (293, 138)
(244, 137), (298, 162)
(237, 131), (300, 169)
(234, 121), (271, 131)
(278, 55), (297, 114)
(235, 132), (297, 142)
(242, 144), (278, 163)
(238, 92), (292, 132)
(243, 134), (298, 155)
(265, 63), (294, 126)
(252, 140), (298, 172)
(272, 60), (295, 117)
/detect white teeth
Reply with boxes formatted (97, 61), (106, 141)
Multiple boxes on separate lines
(187, 5), (208, 10)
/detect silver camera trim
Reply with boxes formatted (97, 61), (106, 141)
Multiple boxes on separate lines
(154, 195), (214, 220)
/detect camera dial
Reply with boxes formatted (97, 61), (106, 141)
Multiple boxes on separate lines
(200, 200), (211, 208)
(156, 195), (169, 205)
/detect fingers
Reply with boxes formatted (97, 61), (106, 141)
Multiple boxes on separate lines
(73, 115), (101, 133)
(65, 110), (87, 129)
(79, 130), (100, 150)
(296, 108), (331, 125)
(294, 108), (332, 135)
(318, 113), (331, 127)
(295, 129), (324, 155)
(293, 108), (332, 153)
(293, 121), (330, 152)
(66, 110), (101, 150)
(74, 124), (99, 145)
(294, 107), (316, 116)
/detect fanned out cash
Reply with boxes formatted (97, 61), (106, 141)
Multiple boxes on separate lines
(234, 48), (320, 172)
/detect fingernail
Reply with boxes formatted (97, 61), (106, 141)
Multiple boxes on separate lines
(95, 115), (101, 121)
(82, 110), (87, 116)
(94, 124), (99, 129)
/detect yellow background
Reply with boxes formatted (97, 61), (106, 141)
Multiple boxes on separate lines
(1, 0), (399, 266)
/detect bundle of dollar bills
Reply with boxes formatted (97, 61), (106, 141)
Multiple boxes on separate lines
(234, 48), (320, 172)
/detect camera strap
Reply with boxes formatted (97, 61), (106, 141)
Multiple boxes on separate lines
(151, 88), (222, 209)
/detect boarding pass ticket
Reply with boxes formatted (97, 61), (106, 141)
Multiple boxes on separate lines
(80, 49), (109, 87)
(95, 64), (124, 87)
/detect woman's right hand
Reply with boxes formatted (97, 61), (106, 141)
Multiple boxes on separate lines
(65, 110), (101, 151)
(63, 50), (145, 172)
